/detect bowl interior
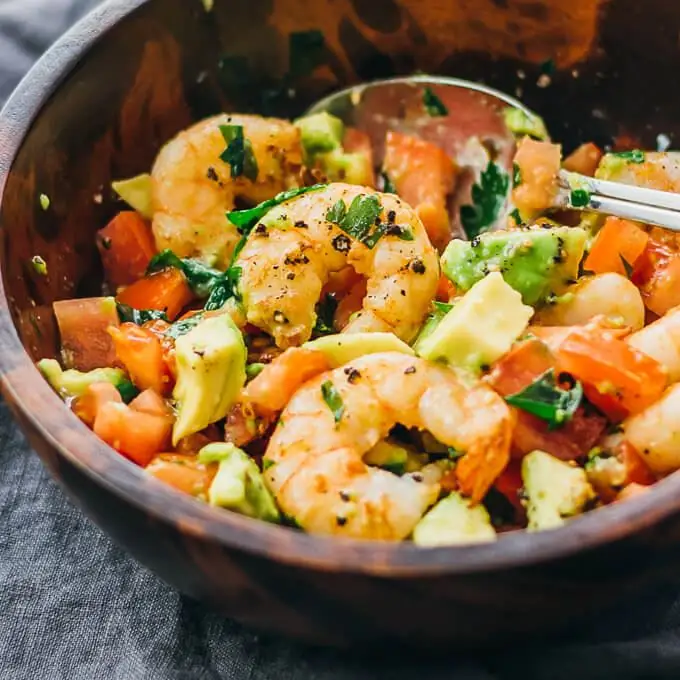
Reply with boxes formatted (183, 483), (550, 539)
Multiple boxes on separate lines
(3, 0), (680, 571)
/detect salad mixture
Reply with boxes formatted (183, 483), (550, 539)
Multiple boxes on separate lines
(36, 82), (680, 545)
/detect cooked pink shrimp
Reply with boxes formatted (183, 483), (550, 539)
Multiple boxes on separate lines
(263, 352), (513, 540)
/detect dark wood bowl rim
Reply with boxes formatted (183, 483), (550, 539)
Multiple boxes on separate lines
(1, 0), (679, 577)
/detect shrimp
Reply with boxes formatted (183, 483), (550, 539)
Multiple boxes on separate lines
(151, 114), (303, 268)
(628, 307), (680, 382)
(235, 183), (439, 348)
(263, 352), (513, 540)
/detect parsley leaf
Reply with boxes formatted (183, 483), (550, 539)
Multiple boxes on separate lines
(326, 194), (389, 248)
(219, 124), (258, 181)
(619, 254), (634, 279)
(380, 171), (397, 194)
(313, 294), (338, 336)
(509, 208), (523, 226)
(116, 303), (169, 325)
(164, 313), (205, 340)
(512, 162), (522, 188)
(321, 380), (345, 423)
(227, 184), (327, 232)
(423, 87), (448, 117)
(116, 380), (140, 404)
(460, 161), (510, 239)
(570, 188), (591, 208)
(613, 149), (645, 164)
(505, 369), (583, 430)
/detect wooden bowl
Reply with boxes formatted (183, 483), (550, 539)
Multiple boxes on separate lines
(2, 0), (680, 650)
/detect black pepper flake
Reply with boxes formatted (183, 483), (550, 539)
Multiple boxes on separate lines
(331, 234), (351, 253)
(471, 236), (481, 248)
(284, 253), (310, 265)
(404, 366), (416, 375)
(384, 224), (403, 236)
(411, 473), (424, 483)
(294, 220), (308, 229)
(386, 210), (396, 223)
(254, 224), (268, 237)
(410, 258), (426, 274)
(400, 289), (406, 296)
(344, 366), (361, 383)
(287, 272), (295, 280)
(336, 516), (348, 526)
(206, 166), (219, 182)
(339, 490), (351, 502)
(273, 311), (289, 324)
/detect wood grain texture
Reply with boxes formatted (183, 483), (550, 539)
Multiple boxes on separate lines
(2, 0), (680, 649)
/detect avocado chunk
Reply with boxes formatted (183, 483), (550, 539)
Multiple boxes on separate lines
(502, 106), (549, 141)
(304, 332), (414, 368)
(111, 173), (153, 219)
(295, 112), (344, 156)
(413, 492), (497, 547)
(198, 443), (280, 522)
(315, 148), (373, 186)
(442, 226), (587, 306)
(522, 450), (596, 531)
(364, 438), (427, 475)
(172, 313), (247, 444)
(38, 358), (130, 399)
(415, 272), (532, 373)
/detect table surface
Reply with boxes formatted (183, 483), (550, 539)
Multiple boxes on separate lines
(3, 1), (680, 678)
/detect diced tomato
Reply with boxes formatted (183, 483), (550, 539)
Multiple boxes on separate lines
(493, 459), (525, 517)
(488, 337), (608, 460)
(333, 279), (367, 331)
(116, 268), (193, 321)
(53, 297), (120, 371)
(619, 440), (656, 487)
(73, 382), (122, 426)
(383, 131), (456, 250)
(93, 401), (172, 466)
(129, 388), (173, 418)
(634, 243), (680, 317)
(487, 338), (554, 397)
(342, 128), (375, 187)
(555, 327), (667, 419)
(512, 138), (561, 217)
(243, 347), (331, 411)
(146, 454), (217, 497)
(562, 142), (603, 176)
(435, 274), (457, 302)
(97, 211), (156, 288)
(108, 323), (172, 395)
(583, 217), (649, 277)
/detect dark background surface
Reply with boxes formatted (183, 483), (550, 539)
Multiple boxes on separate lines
(3, 1), (680, 678)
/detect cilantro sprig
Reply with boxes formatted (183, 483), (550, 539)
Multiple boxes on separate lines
(116, 303), (168, 325)
(460, 161), (510, 239)
(219, 124), (258, 181)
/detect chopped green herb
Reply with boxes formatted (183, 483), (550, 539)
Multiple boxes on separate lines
(447, 446), (465, 461)
(227, 184), (326, 232)
(164, 312), (205, 340)
(262, 458), (276, 471)
(460, 161), (510, 239)
(39, 194), (50, 211)
(619, 254), (634, 279)
(116, 303), (169, 325)
(613, 149), (645, 164)
(116, 380), (140, 403)
(246, 363), (266, 380)
(219, 124), (258, 181)
(505, 369), (583, 430)
(512, 162), (522, 188)
(381, 171), (397, 194)
(326, 199), (347, 224)
(509, 208), (523, 225)
(570, 188), (591, 208)
(321, 380), (345, 423)
(433, 300), (453, 314)
(326, 194), (388, 248)
(313, 294), (338, 336)
(422, 87), (448, 117)
(31, 255), (47, 276)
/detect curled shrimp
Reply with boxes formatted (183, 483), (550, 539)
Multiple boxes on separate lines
(235, 183), (439, 348)
(263, 352), (513, 540)
(151, 114), (303, 268)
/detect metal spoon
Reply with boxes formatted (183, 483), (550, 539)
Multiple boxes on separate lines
(307, 75), (680, 232)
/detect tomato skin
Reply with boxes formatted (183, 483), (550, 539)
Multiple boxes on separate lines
(619, 441), (656, 487)
(493, 459), (525, 517)
(116, 268), (194, 321)
(97, 211), (156, 288)
(146, 454), (216, 497)
(109, 323), (172, 395)
(555, 327), (668, 420)
(73, 382), (122, 426)
(583, 217), (649, 277)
